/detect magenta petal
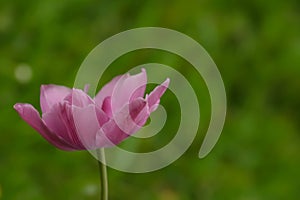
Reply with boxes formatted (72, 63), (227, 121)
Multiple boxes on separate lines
(101, 96), (112, 118)
(72, 104), (109, 149)
(42, 104), (70, 143)
(96, 98), (149, 147)
(40, 84), (71, 113)
(146, 78), (170, 112)
(14, 103), (75, 150)
(114, 98), (149, 134)
(94, 75), (123, 107)
(111, 69), (147, 114)
(96, 120), (128, 147)
(42, 102), (84, 150)
(129, 98), (149, 126)
(64, 89), (94, 108)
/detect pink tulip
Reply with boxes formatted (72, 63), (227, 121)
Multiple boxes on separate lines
(14, 69), (169, 150)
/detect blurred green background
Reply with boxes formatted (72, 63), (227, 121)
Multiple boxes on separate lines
(1, 0), (300, 199)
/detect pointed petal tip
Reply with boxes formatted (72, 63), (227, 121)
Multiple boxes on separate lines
(14, 103), (33, 114)
(84, 84), (90, 93)
(40, 84), (47, 94)
(13, 103), (23, 112)
(40, 84), (46, 89)
(145, 78), (169, 110)
(163, 78), (170, 87)
(40, 84), (54, 91)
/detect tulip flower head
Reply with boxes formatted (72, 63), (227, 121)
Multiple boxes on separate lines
(14, 69), (169, 150)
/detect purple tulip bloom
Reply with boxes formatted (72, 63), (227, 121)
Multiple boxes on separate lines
(14, 69), (169, 150)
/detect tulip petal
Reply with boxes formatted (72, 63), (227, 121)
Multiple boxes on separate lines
(111, 69), (147, 114)
(146, 78), (170, 112)
(94, 75), (123, 107)
(96, 120), (128, 147)
(40, 85), (71, 113)
(96, 98), (149, 147)
(14, 103), (75, 150)
(64, 89), (94, 108)
(129, 98), (149, 126)
(72, 104), (109, 149)
(43, 102), (86, 150)
(101, 96), (112, 118)
(61, 103), (86, 149)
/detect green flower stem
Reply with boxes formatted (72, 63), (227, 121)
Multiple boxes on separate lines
(96, 148), (108, 200)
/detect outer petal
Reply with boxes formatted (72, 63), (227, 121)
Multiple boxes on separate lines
(14, 103), (75, 150)
(72, 104), (109, 149)
(146, 78), (170, 112)
(94, 75), (123, 107)
(111, 69), (147, 115)
(64, 89), (94, 108)
(40, 84), (71, 113)
(96, 98), (149, 147)
(42, 102), (85, 150)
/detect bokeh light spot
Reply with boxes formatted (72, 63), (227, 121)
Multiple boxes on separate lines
(14, 64), (33, 84)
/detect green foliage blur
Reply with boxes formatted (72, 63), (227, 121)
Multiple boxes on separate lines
(1, 0), (300, 199)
